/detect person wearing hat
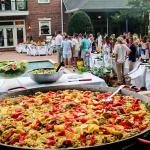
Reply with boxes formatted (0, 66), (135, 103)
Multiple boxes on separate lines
(114, 37), (131, 84)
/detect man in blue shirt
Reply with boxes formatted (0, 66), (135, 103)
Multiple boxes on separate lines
(61, 35), (72, 68)
(81, 34), (90, 67)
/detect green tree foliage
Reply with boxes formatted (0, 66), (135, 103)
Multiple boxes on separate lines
(128, 0), (150, 13)
(112, 0), (150, 22)
(111, 0), (150, 34)
(68, 11), (94, 35)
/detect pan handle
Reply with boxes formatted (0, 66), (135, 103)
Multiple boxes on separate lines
(137, 138), (150, 145)
(7, 86), (27, 92)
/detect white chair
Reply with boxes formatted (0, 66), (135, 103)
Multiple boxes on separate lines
(47, 44), (53, 55)
(37, 46), (48, 56)
(16, 44), (22, 53)
(26, 44), (37, 56)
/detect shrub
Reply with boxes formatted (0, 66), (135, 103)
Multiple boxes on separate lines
(68, 11), (94, 35)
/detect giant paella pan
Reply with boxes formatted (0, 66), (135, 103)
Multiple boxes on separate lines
(0, 85), (150, 150)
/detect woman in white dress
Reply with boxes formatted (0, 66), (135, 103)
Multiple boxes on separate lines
(102, 37), (112, 67)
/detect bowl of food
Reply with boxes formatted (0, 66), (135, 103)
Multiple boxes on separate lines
(28, 68), (63, 84)
(0, 61), (27, 78)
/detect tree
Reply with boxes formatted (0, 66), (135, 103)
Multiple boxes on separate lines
(111, 0), (150, 34)
(68, 11), (94, 35)
(128, 0), (150, 13)
(128, 0), (150, 35)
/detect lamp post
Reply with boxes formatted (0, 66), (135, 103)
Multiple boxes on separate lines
(148, 11), (150, 35)
(60, 0), (64, 34)
(125, 18), (128, 33)
(106, 15), (109, 35)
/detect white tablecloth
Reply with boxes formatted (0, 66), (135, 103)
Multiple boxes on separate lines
(145, 66), (150, 90)
(0, 73), (107, 93)
(128, 64), (150, 89)
(16, 44), (53, 56)
(90, 53), (129, 74)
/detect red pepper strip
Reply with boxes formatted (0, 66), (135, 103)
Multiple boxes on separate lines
(44, 112), (50, 118)
(10, 135), (19, 145)
(57, 130), (66, 136)
(15, 108), (22, 112)
(72, 112), (78, 118)
(2, 129), (14, 143)
(118, 99), (126, 104)
(24, 122), (32, 127)
(19, 132), (27, 146)
(119, 107), (126, 114)
(82, 99), (88, 104)
(48, 135), (55, 140)
(46, 124), (54, 132)
(90, 134), (95, 146)
(28, 99), (35, 103)
(42, 99), (49, 104)
(47, 139), (55, 146)
(32, 120), (41, 130)
(139, 124), (148, 131)
(137, 138), (150, 145)
(133, 98), (140, 104)
(65, 136), (72, 146)
(11, 112), (23, 119)
(134, 113), (146, 121)
(22, 103), (29, 109)
(79, 117), (87, 123)
(65, 125), (74, 132)
(80, 134), (86, 146)
(111, 112), (118, 119)
(132, 104), (140, 111)
(52, 106), (58, 113)
(16, 116), (24, 121)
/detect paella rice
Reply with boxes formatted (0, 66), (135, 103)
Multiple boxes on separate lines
(0, 90), (150, 149)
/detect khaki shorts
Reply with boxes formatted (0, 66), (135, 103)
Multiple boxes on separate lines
(63, 53), (72, 59)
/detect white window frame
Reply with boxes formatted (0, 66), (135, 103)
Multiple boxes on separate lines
(39, 18), (51, 36)
(0, 20), (26, 48)
(38, 0), (50, 3)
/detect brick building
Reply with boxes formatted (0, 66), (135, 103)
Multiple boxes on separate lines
(0, 0), (67, 51)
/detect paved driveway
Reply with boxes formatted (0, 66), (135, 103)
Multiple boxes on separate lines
(0, 51), (58, 63)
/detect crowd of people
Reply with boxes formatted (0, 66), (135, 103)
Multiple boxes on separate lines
(51, 31), (150, 84)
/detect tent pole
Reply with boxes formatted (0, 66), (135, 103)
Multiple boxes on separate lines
(107, 15), (109, 35)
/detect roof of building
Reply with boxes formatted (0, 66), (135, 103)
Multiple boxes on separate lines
(63, 0), (130, 13)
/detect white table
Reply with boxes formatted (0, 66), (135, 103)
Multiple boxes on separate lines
(16, 44), (53, 56)
(90, 53), (129, 74)
(0, 73), (107, 93)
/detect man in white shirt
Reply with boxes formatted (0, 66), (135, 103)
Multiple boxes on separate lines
(55, 31), (63, 63)
(114, 37), (131, 84)
(97, 32), (102, 50)
(72, 33), (80, 66)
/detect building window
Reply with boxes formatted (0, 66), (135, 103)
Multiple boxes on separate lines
(39, 19), (51, 35)
(38, 0), (50, 3)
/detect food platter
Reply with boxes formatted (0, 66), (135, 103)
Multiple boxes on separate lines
(0, 61), (27, 78)
(0, 85), (150, 150)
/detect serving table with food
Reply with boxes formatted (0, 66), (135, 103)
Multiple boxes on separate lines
(0, 61), (107, 93)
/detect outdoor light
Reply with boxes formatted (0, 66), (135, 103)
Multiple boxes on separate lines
(28, 25), (31, 30)
(98, 16), (101, 19)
